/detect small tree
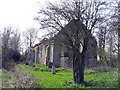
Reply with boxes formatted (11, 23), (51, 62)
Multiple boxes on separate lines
(23, 28), (39, 65)
(1, 27), (21, 70)
(23, 28), (39, 48)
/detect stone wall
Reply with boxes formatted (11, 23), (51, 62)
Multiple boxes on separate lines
(60, 46), (72, 69)
(85, 36), (97, 68)
(31, 36), (97, 69)
(30, 20), (97, 69)
(25, 48), (35, 66)
(53, 43), (62, 67)
(33, 40), (55, 67)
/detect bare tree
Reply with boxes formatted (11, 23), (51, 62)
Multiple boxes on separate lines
(107, 0), (120, 67)
(9, 30), (21, 51)
(97, 22), (118, 66)
(2, 27), (13, 69)
(23, 28), (39, 66)
(97, 25), (109, 61)
(118, 2), (120, 88)
(23, 28), (38, 48)
(0, 41), (1, 69)
(35, 0), (107, 84)
(1, 27), (21, 70)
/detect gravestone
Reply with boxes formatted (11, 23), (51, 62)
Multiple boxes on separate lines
(52, 65), (55, 74)
(48, 62), (53, 68)
(26, 63), (28, 65)
(33, 65), (35, 67)
(29, 60), (33, 66)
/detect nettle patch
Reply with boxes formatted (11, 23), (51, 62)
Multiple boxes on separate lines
(2, 69), (44, 88)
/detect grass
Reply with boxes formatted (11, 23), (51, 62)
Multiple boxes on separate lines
(84, 68), (118, 88)
(15, 63), (73, 88)
(0, 69), (6, 88)
(15, 63), (118, 88)
(2, 69), (43, 88)
(0, 70), (2, 88)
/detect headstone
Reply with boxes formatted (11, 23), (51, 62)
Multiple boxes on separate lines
(26, 63), (28, 65)
(48, 62), (53, 68)
(29, 60), (33, 66)
(33, 65), (35, 67)
(52, 65), (55, 74)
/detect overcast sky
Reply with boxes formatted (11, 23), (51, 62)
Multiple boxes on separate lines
(0, 0), (58, 37)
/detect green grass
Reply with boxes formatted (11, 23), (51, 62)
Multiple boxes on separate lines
(15, 63), (118, 88)
(0, 70), (6, 88)
(0, 70), (2, 88)
(83, 68), (118, 88)
(16, 63), (73, 88)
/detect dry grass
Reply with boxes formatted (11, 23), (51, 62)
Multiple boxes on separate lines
(2, 68), (43, 88)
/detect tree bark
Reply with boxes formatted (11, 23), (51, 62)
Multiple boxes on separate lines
(72, 47), (80, 84)
(72, 37), (88, 84)
(79, 37), (89, 83)
(118, 2), (120, 89)
(72, 53), (76, 83)
(72, 50), (85, 84)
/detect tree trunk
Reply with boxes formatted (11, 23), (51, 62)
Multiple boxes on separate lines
(72, 51), (81, 84)
(72, 50), (85, 84)
(118, 2), (120, 89)
(72, 53), (76, 83)
(79, 37), (88, 83)
(72, 37), (88, 84)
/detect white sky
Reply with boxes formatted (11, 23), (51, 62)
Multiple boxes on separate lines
(0, 0), (58, 52)
(0, 0), (57, 36)
(0, 0), (110, 37)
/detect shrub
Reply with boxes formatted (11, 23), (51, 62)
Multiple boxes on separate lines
(2, 48), (21, 71)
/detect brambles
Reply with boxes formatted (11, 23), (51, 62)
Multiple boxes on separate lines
(2, 69), (44, 88)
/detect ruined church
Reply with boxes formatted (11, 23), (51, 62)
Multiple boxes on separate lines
(26, 19), (97, 69)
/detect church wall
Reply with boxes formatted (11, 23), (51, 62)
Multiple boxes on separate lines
(50, 44), (54, 62)
(53, 44), (62, 67)
(85, 37), (97, 68)
(31, 20), (97, 69)
(60, 46), (72, 69)
(32, 36), (97, 69)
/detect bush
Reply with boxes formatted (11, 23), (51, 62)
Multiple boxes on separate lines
(2, 48), (21, 71)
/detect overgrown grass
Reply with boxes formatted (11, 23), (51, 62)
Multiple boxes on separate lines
(15, 63), (118, 88)
(2, 68), (44, 88)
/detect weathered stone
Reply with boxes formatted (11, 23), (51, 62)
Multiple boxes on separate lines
(33, 65), (35, 67)
(52, 65), (55, 74)
(48, 62), (53, 68)
(29, 60), (33, 66)
(26, 63), (28, 65)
